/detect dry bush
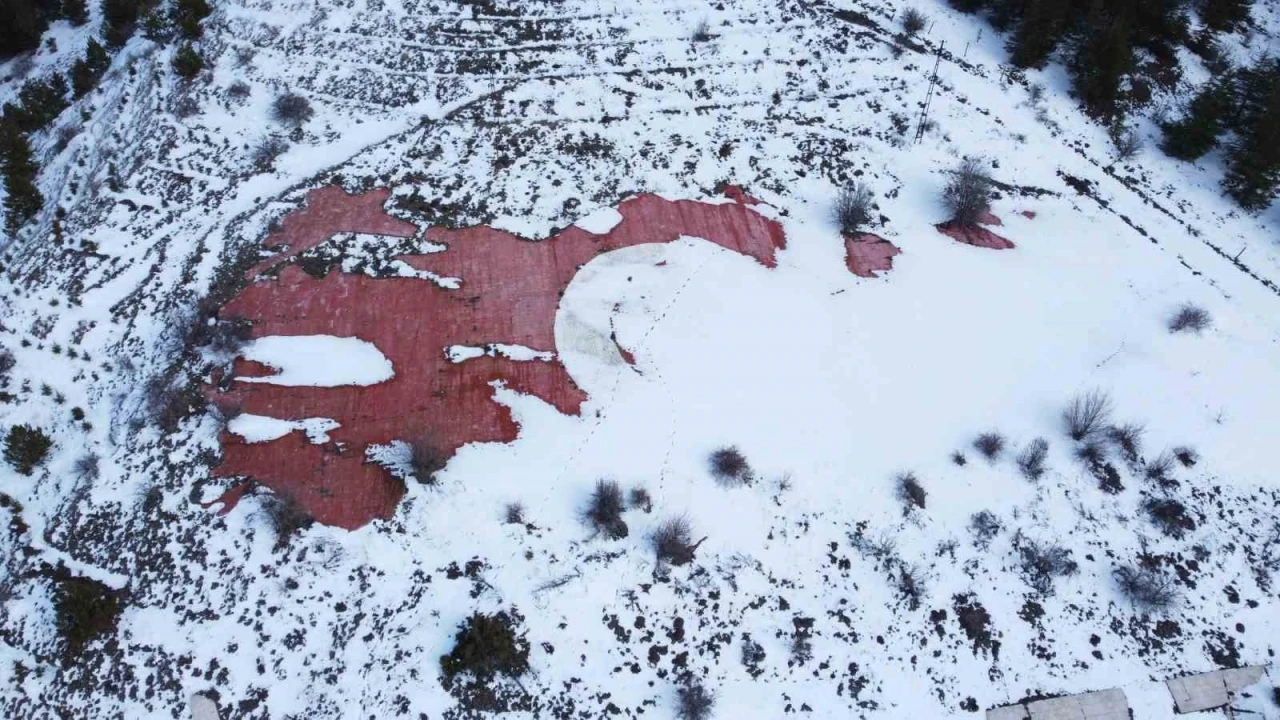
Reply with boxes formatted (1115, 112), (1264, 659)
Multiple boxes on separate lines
(901, 8), (927, 35)
(73, 451), (100, 481)
(250, 136), (289, 170)
(1015, 533), (1078, 595)
(503, 502), (525, 525)
(951, 451), (967, 467)
(1143, 497), (1196, 538)
(629, 486), (652, 513)
(583, 479), (627, 539)
(258, 492), (314, 550)
(1168, 303), (1211, 333)
(677, 681), (715, 720)
(408, 436), (447, 485)
(1016, 438), (1049, 480)
(227, 80), (251, 100)
(1075, 439), (1108, 466)
(271, 92), (314, 129)
(1172, 445), (1198, 468)
(834, 182), (874, 235)
(709, 446), (752, 486)
(1114, 564), (1178, 610)
(1107, 423), (1145, 464)
(896, 472), (927, 512)
(973, 432), (1005, 462)
(970, 510), (1002, 549)
(691, 19), (713, 42)
(897, 564), (927, 610)
(1064, 389), (1112, 441)
(652, 515), (700, 566)
(1144, 450), (1177, 485)
(943, 157), (994, 226)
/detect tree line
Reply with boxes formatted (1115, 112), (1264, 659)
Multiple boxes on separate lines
(946, 0), (1275, 210)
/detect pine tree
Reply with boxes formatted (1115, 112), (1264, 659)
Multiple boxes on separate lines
(1070, 15), (1135, 121)
(1160, 80), (1231, 160)
(1, 0), (48, 58)
(103, 0), (141, 47)
(173, 0), (212, 39)
(1, 120), (44, 234)
(1007, 0), (1070, 69)
(70, 40), (110, 97)
(62, 0), (87, 25)
(172, 43), (203, 80)
(10, 74), (70, 133)
(1200, 0), (1252, 33)
(1222, 72), (1280, 210)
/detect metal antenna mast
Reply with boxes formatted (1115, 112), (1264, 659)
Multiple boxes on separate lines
(915, 42), (945, 143)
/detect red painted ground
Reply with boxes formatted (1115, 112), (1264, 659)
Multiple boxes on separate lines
(209, 187), (788, 528)
(843, 233), (902, 278)
(935, 210), (1015, 250)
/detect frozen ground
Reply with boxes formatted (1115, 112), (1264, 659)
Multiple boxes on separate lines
(1, 0), (1279, 718)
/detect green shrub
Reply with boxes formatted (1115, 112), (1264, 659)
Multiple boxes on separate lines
(53, 568), (126, 654)
(440, 611), (531, 682)
(172, 43), (203, 80)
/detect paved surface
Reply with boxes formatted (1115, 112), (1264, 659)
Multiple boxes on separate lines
(987, 689), (1129, 720)
(189, 693), (219, 720)
(1166, 665), (1267, 713)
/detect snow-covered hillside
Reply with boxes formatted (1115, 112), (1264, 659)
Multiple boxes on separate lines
(1, 0), (1278, 718)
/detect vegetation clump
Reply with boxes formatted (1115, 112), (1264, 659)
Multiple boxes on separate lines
(1016, 438), (1049, 480)
(1114, 564), (1178, 610)
(1064, 389), (1112, 441)
(4, 424), (52, 475)
(583, 479), (628, 539)
(709, 446), (752, 486)
(52, 568), (126, 655)
(896, 472), (927, 512)
(901, 8), (927, 35)
(943, 157), (994, 226)
(271, 92), (315, 129)
(652, 515), (700, 566)
(676, 681), (715, 720)
(439, 610), (531, 682)
(834, 182), (874, 235)
(1168, 303), (1211, 333)
(973, 432), (1005, 462)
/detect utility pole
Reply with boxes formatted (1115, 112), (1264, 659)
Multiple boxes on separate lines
(915, 42), (944, 143)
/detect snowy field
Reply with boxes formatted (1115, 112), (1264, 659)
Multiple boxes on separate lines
(1, 0), (1279, 718)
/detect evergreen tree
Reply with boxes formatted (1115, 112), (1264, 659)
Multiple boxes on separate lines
(172, 43), (203, 80)
(173, 0), (212, 39)
(1200, 0), (1252, 33)
(1007, 0), (1071, 69)
(70, 40), (111, 97)
(103, 0), (141, 47)
(1, 120), (44, 235)
(1222, 65), (1280, 210)
(1, 0), (48, 57)
(62, 0), (87, 25)
(1070, 14), (1135, 121)
(1160, 80), (1231, 160)
(9, 74), (70, 133)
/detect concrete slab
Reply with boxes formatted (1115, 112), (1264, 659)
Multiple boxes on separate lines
(987, 704), (1031, 720)
(1222, 666), (1267, 694)
(1076, 689), (1129, 720)
(1166, 666), (1268, 713)
(1026, 696), (1083, 720)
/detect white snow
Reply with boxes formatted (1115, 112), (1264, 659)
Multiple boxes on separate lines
(236, 335), (394, 387)
(573, 206), (625, 234)
(227, 414), (340, 444)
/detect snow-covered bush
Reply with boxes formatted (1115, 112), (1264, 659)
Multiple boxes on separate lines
(1016, 438), (1049, 480)
(271, 92), (314, 129)
(973, 432), (1005, 462)
(676, 682), (715, 720)
(73, 452), (100, 481)
(4, 424), (52, 475)
(439, 611), (531, 682)
(709, 446), (752, 486)
(652, 515), (699, 566)
(1015, 533), (1078, 595)
(1168, 303), (1211, 333)
(943, 157), (993, 226)
(1114, 564), (1178, 610)
(834, 182), (873, 235)
(503, 502), (525, 525)
(969, 511), (1002, 549)
(583, 479), (627, 539)
(628, 486), (652, 513)
(1063, 389), (1112, 441)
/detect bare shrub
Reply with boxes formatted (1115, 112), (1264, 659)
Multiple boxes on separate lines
(973, 432), (1005, 462)
(234, 46), (256, 67)
(406, 436), (447, 485)
(901, 8), (927, 35)
(1107, 423), (1145, 465)
(629, 486), (652, 513)
(1144, 450), (1177, 485)
(250, 136), (289, 170)
(1114, 564), (1178, 610)
(950, 451), (967, 467)
(897, 564), (927, 610)
(896, 472), (926, 512)
(271, 92), (314, 129)
(677, 681), (715, 720)
(73, 451), (100, 481)
(1172, 445), (1198, 467)
(970, 510), (1002, 549)
(834, 182), (874, 235)
(582, 479), (628, 539)
(652, 515), (700, 566)
(1016, 438), (1049, 480)
(1143, 497), (1196, 538)
(1075, 439), (1108, 466)
(690, 19), (713, 42)
(943, 157), (994, 226)
(1015, 533), (1079, 595)
(1168, 303), (1211, 333)
(740, 635), (766, 677)
(1111, 123), (1141, 160)
(259, 492), (314, 550)
(709, 446), (752, 486)
(503, 502), (525, 525)
(789, 628), (813, 665)
(189, 317), (252, 356)
(227, 80), (251, 100)
(173, 95), (199, 119)
(1064, 389), (1112, 441)
(0, 348), (14, 379)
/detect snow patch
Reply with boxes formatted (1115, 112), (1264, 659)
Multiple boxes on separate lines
(227, 414), (340, 444)
(573, 206), (624, 234)
(237, 335), (394, 387)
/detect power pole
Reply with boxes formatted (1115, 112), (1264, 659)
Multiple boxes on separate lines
(915, 42), (944, 143)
